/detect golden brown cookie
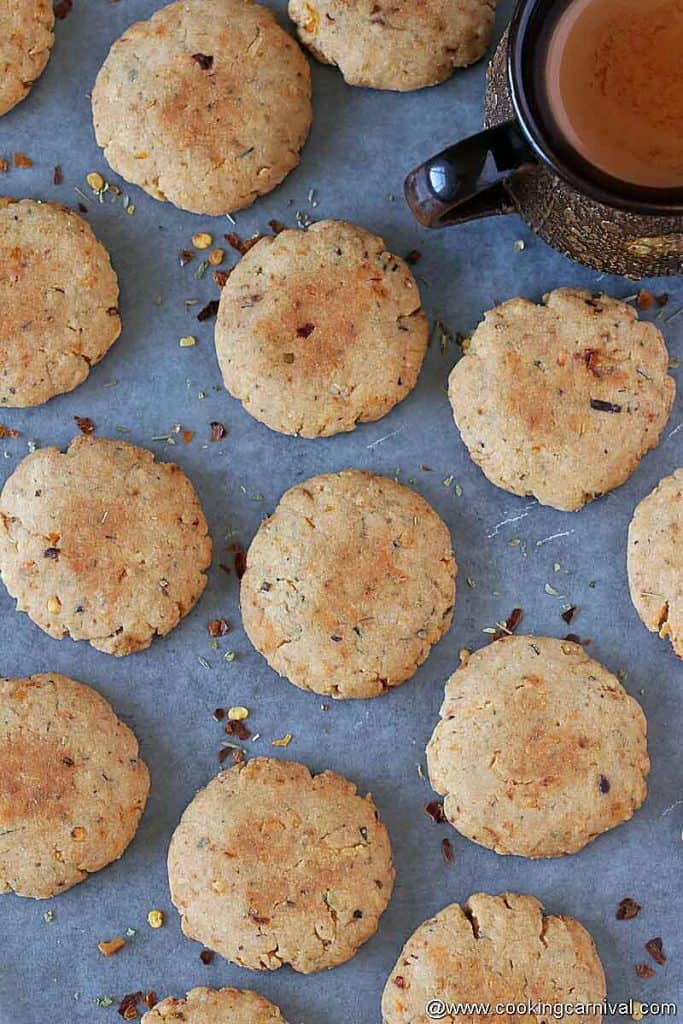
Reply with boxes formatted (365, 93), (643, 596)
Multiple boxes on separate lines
(0, 0), (54, 117)
(628, 469), (683, 658)
(382, 893), (606, 1024)
(0, 436), (211, 655)
(0, 198), (121, 407)
(92, 0), (312, 215)
(0, 673), (149, 899)
(240, 470), (456, 698)
(449, 288), (675, 511)
(168, 757), (394, 972)
(426, 635), (649, 858)
(142, 988), (287, 1024)
(215, 220), (428, 438)
(289, 0), (495, 91)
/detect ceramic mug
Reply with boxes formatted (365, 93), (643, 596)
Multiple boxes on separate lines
(404, 0), (683, 278)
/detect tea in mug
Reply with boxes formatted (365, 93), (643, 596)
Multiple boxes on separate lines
(544, 0), (683, 188)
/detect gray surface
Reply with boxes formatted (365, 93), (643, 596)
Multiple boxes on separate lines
(0, 1), (681, 1021)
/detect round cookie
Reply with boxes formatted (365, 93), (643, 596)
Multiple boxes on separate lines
(0, 673), (149, 899)
(0, 0), (54, 117)
(0, 435), (212, 655)
(92, 0), (312, 215)
(628, 469), (683, 658)
(240, 470), (456, 699)
(142, 988), (287, 1024)
(0, 198), (121, 407)
(382, 893), (606, 1024)
(215, 220), (429, 438)
(168, 757), (394, 972)
(449, 288), (675, 511)
(426, 635), (649, 858)
(289, 0), (495, 91)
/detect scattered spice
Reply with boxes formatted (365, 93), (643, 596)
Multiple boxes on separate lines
(234, 548), (247, 578)
(53, 0), (73, 17)
(636, 289), (654, 310)
(210, 421), (226, 441)
(179, 249), (194, 266)
(0, 425), (20, 439)
(225, 719), (251, 741)
(635, 963), (655, 979)
(645, 937), (666, 965)
(117, 992), (144, 1020)
(97, 937), (126, 957)
(53, 164), (63, 185)
(296, 322), (315, 338)
(272, 733), (292, 747)
(656, 293), (669, 308)
(616, 898), (641, 920)
(179, 335), (196, 348)
(192, 52), (213, 69)
(490, 607), (524, 641)
(598, 774), (610, 793)
(393, 976), (406, 988)
(208, 618), (229, 637)
(224, 231), (262, 255)
(561, 605), (577, 624)
(197, 299), (219, 322)
(208, 248), (224, 266)
(404, 249), (422, 264)
(74, 415), (95, 435)
(590, 398), (622, 413)
(268, 218), (286, 234)
(441, 837), (454, 863)
(424, 800), (446, 823)
(213, 269), (231, 288)
(86, 171), (105, 192)
(13, 152), (33, 168)
(199, 949), (215, 965)
(0, 157), (8, 173)
(147, 909), (164, 929)
(228, 706), (249, 721)
(192, 232), (212, 249)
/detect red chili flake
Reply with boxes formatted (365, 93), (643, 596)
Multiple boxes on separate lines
(225, 719), (251, 740)
(53, 165), (63, 185)
(213, 707), (226, 721)
(656, 293), (669, 308)
(179, 249), (194, 266)
(404, 249), (422, 264)
(224, 232), (262, 255)
(117, 992), (144, 1020)
(424, 800), (446, 823)
(296, 323), (315, 338)
(12, 152), (33, 168)
(74, 415), (95, 434)
(144, 992), (158, 1009)
(393, 975), (406, 988)
(217, 746), (233, 764)
(598, 774), (610, 793)
(192, 53), (213, 70)
(636, 963), (655, 979)
(199, 949), (215, 964)
(53, 0), (72, 17)
(636, 289), (654, 310)
(213, 269), (231, 288)
(0, 425), (20, 439)
(234, 548), (247, 579)
(0, 158), (8, 173)
(616, 897), (641, 920)
(441, 837), (454, 863)
(645, 937), (666, 965)
(197, 299), (219, 322)
(491, 607), (524, 641)
(182, 430), (194, 444)
(590, 398), (622, 413)
(208, 618), (229, 637)
(210, 421), (226, 442)
(268, 218), (286, 234)
(107, 306), (119, 317)
(561, 605), (576, 624)
(61, 755), (74, 766)
(580, 348), (603, 378)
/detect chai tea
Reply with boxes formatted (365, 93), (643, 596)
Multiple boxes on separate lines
(544, 0), (683, 188)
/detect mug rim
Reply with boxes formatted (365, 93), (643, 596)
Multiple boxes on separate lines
(507, 0), (683, 218)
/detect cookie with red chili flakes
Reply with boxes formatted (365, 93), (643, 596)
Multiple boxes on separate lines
(168, 757), (394, 972)
(0, 673), (149, 899)
(0, 435), (212, 655)
(382, 893), (606, 1024)
(449, 288), (675, 511)
(0, 0), (54, 116)
(91, 0), (311, 215)
(426, 635), (649, 858)
(142, 988), (287, 1024)
(0, 199), (121, 407)
(215, 220), (428, 438)
(628, 468), (683, 658)
(289, 0), (495, 91)
(240, 470), (456, 699)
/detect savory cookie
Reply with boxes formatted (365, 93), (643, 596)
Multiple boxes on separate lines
(449, 288), (675, 511)
(0, 436), (211, 655)
(168, 757), (394, 972)
(628, 469), (682, 658)
(0, 673), (149, 899)
(92, 0), (312, 215)
(215, 220), (428, 438)
(0, 198), (121, 407)
(289, 0), (495, 91)
(382, 893), (606, 1023)
(426, 635), (649, 858)
(0, 0), (54, 116)
(240, 470), (456, 698)
(142, 988), (287, 1024)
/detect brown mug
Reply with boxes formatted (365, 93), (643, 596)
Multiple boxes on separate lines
(405, 0), (683, 278)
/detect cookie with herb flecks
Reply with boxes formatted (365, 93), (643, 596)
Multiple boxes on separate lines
(0, 0), (54, 116)
(0, 673), (149, 899)
(240, 469), (456, 699)
(289, 0), (495, 91)
(142, 987), (287, 1024)
(628, 468), (683, 658)
(215, 220), (428, 438)
(426, 635), (649, 858)
(0, 435), (211, 654)
(91, 0), (311, 215)
(0, 198), (121, 407)
(449, 288), (675, 511)
(382, 893), (606, 1023)
(167, 757), (394, 972)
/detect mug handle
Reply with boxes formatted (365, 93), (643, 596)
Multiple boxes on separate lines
(404, 120), (537, 227)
